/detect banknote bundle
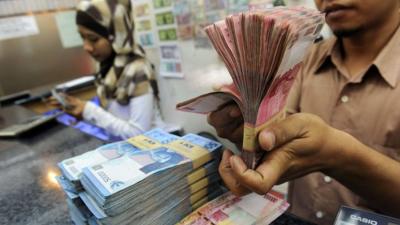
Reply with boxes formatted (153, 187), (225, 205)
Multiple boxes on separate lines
(178, 191), (290, 225)
(66, 195), (97, 225)
(177, 7), (324, 169)
(57, 129), (227, 225)
(58, 128), (179, 192)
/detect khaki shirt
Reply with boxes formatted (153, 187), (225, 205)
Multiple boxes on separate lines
(286, 26), (400, 225)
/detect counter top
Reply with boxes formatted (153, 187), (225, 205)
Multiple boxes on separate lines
(0, 105), (104, 225)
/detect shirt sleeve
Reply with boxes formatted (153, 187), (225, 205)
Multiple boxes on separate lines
(82, 94), (154, 139)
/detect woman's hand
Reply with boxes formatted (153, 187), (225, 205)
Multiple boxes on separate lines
(63, 95), (87, 119)
(46, 94), (87, 119)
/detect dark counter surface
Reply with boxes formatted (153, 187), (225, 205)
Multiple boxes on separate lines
(0, 105), (104, 225)
(0, 105), (313, 225)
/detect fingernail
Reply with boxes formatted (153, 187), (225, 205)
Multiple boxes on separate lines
(260, 131), (275, 151)
(230, 155), (247, 171)
(222, 149), (232, 160)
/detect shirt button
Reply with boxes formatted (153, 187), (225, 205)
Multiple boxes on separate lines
(324, 176), (332, 183)
(316, 211), (324, 219)
(341, 95), (349, 103)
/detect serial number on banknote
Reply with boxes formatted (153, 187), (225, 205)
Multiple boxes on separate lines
(98, 171), (111, 183)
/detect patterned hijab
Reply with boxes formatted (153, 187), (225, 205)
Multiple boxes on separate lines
(76, 0), (159, 105)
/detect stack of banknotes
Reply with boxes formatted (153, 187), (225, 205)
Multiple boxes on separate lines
(57, 128), (227, 225)
(177, 191), (290, 225)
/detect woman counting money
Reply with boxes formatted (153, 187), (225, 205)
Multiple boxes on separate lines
(52, 0), (168, 139)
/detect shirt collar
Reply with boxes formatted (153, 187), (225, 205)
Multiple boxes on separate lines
(314, 26), (400, 88)
(314, 37), (337, 74)
(373, 25), (400, 88)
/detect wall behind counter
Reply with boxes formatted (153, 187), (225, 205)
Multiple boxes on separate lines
(0, 12), (95, 96)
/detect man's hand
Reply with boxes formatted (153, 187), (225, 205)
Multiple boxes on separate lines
(219, 113), (345, 195)
(218, 149), (251, 196)
(207, 103), (244, 147)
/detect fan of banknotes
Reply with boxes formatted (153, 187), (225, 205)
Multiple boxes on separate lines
(177, 7), (324, 168)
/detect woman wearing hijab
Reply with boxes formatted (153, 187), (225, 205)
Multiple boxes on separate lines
(61, 0), (166, 139)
